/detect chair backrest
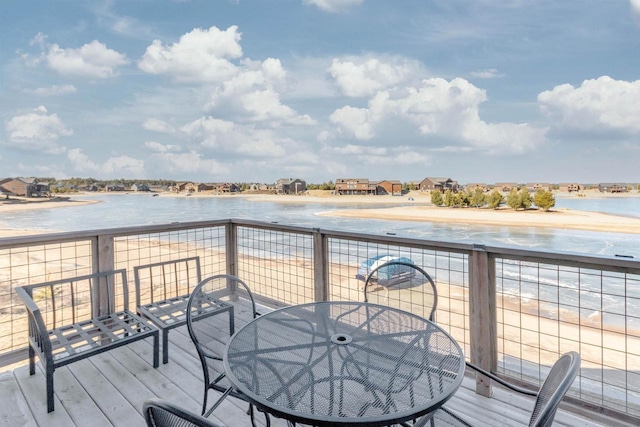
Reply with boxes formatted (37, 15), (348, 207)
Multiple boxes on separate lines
(143, 399), (222, 427)
(529, 351), (581, 427)
(134, 256), (202, 307)
(16, 269), (129, 328)
(186, 274), (257, 365)
(363, 260), (438, 321)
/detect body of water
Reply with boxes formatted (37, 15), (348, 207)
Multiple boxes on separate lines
(1, 193), (640, 258)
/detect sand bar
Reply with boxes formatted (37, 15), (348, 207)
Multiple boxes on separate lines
(319, 205), (640, 234)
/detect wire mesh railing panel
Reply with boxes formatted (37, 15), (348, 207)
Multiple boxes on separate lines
(495, 258), (640, 418)
(235, 226), (315, 306)
(114, 226), (226, 311)
(0, 240), (95, 354)
(325, 238), (469, 354)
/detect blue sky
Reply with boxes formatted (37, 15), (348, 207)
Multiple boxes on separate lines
(1, 0), (639, 184)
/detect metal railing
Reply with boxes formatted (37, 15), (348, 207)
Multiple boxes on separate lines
(0, 219), (638, 421)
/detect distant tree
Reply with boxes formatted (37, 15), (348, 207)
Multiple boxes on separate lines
(457, 190), (470, 207)
(430, 190), (443, 206)
(487, 190), (504, 209)
(534, 189), (555, 211)
(443, 189), (455, 207)
(519, 188), (532, 209)
(506, 188), (520, 209)
(470, 188), (486, 208)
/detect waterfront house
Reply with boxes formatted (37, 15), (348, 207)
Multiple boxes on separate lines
(335, 178), (375, 195)
(0, 177), (49, 197)
(131, 183), (150, 192)
(598, 183), (628, 193)
(378, 179), (403, 196)
(559, 183), (581, 192)
(105, 184), (126, 192)
(419, 177), (459, 193)
(276, 178), (306, 194)
(494, 182), (519, 192)
(214, 182), (239, 193)
(526, 183), (553, 192)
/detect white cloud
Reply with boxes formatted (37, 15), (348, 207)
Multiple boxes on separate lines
(181, 116), (288, 157)
(149, 151), (231, 175)
(538, 76), (640, 134)
(303, 0), (363, 13)
(67, 148), (146, 178)
(329, 106), (375, 140)
(26, 85), (77, 96)
(5, 106), (72, 153)
(328, 57), (419, 97)
(143, 141), (181, 153)
(632, 0), (640, 25)
(46, 40), (128, 78)
(469, 68), (505, 79)
(142, 118), (176, 134)
(330, 78), (546, 153)
(139, 26), (242, 83)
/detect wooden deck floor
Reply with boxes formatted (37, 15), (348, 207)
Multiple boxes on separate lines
(0, 302), (633, 427)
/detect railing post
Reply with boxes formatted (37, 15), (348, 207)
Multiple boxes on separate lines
(469, 244), (497, 397)
(313, 229), (329, 302)
(226, 222), (238, 276)
(96, 234), (115, 316)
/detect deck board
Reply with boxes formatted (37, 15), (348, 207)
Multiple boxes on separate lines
(1, 300), (633, 427)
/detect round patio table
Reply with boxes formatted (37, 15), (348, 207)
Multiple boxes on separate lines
(224, 301), (465, 426)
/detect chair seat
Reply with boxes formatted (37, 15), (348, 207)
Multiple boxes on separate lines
(48, 310), (157, 365)
(138, 294), (232, 328)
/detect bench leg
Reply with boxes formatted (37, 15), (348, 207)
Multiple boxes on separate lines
(162, 330), (169, 364)
(152, 332), (159, 368)
(228, 306), (234, 336)
(29, 345), (35, 375)
(46, 366), (54, 413)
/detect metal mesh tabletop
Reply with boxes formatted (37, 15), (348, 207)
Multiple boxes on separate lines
(224, 302), (464, 426)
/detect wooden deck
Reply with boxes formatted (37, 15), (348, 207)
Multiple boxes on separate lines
(0, 301), (633, 427)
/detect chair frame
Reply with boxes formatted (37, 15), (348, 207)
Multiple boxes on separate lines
(363, 260), (438, 321)
(134, 256), (233, 364)
(186, 274), (260, 421)
(143, 398), (223, 427)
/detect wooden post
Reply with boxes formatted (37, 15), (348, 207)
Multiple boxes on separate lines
(96, 234), (115, 316)
(313, 229), (328, 302)
(226, 222), (238, 277)
(469, 244), (497, 397)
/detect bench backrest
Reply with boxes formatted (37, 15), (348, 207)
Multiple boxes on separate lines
(15, 269), (130, 330)
(133, 256), (202, 307)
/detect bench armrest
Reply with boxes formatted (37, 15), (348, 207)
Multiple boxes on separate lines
(15, 286), (54, 365)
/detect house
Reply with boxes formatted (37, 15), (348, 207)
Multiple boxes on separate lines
(276, 178), (306, 195)
(419, 177), (460, 193)
(185, 183), (213, 193)
(494, 183), (519, 192)
(407, 180), (422, 191)
(559, 183), (581, 192)
(598, 183), (628, 193)
(80, 184), (98, 192)
(105, 184), (126, 192)
(525, 183), (553, 192)
(131, 183), (150, 192)
(0, 177), (50, 197)
(335, 178), (374, 195)
(378, 180), (403, 196)
(169, 182), (190, 193)
(214, 183), (239, 193)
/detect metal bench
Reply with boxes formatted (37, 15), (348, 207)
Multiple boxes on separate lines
(15, 269), (159, 412)
(133, 257), (233, 364)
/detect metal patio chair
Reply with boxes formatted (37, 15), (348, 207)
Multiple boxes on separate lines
(186, 274), (264, 425)
(143, 399), (222, 427)
(413, 351), (581, 427)
(363, 260), (438, 321)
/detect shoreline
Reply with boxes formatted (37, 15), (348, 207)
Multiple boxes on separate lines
(1, 191), (640, 238)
